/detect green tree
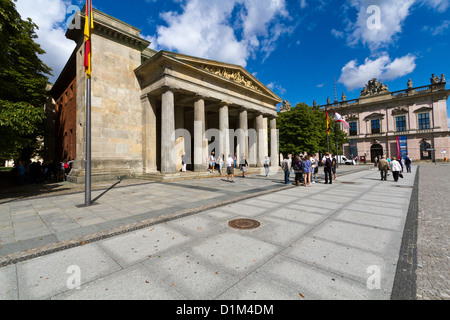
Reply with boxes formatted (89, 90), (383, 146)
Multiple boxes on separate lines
(278, 102), (348, 156)
(0, 0), (52, 161)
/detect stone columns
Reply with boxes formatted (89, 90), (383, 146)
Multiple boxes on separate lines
(194, 97), (206, 171)
(269, 117), (279, 167)
(238, 108), (248, 163)
(219, 103), (230, 158)
(161, 88), (175, 173)
(141, 94), (157, 173)
(255, 113), (264, 166)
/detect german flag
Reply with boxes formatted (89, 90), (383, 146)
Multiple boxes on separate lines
(84, 0), (94, 78)
(326, 110), (330, 134)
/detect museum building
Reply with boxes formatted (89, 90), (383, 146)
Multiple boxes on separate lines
(317, 76), (449, 163)
(45, 9), (282, 183)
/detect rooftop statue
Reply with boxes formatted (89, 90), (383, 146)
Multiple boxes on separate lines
(360, 78), (389, 97)
(280, 100), (291, 112)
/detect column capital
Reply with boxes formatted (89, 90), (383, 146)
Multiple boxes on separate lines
(194, 93), (207, 101)
(161, 85), (173, 94)
(219, 100), (233, 107)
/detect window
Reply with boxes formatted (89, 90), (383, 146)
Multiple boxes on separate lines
(418, 113), (430, 130)
(349, 122), (358, 136)
(371, 119), (380, 134)
(396, 116), (407, 132)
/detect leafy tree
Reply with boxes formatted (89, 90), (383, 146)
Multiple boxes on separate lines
(0, 0), (52, 161)
(278, 102), (348, 156)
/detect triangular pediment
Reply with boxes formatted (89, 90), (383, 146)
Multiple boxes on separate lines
(364, 112), (385, 121)
(162, 51), (281, 102)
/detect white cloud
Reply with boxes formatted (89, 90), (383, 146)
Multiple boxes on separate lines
(338, 54), (416, 91)
(15, 0), (76, 83)
(267, 81), (286, 95)
(421, 0), (450, 12)
(150, 0), (290, 67)
(423, 20), (450, 35)
(331, 28), (344, 39)
(344, 0), (415, 52)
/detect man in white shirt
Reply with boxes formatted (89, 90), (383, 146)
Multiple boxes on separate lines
(226, 154), (235, 183)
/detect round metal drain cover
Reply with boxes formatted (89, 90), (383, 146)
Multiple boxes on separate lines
(229, 219), (260, 230)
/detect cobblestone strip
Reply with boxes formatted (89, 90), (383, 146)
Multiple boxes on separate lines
(390, 167), (419, 300)
(416, 164), (450, 300)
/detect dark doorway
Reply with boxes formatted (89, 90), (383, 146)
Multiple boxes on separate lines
(371, 143), (383, 162)
(420, 141), (432, 160)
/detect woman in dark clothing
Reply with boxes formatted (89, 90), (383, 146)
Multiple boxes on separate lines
(293, 155), (302, 186)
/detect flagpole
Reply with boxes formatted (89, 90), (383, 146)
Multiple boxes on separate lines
(326, 105), (330, 153)
(85, 76), (91, 206)
(335, 121), (339, 169)
(84, 0), (92, 206)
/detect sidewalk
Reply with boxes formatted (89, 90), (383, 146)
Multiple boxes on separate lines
(0, 165), (416, 300)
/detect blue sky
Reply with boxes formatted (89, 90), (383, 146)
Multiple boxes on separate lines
(15, 0), (450, 124)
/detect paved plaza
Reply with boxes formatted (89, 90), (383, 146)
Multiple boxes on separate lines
(0, 164), (448, 300)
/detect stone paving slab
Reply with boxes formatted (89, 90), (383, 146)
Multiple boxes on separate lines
(0, 165), (424, 300)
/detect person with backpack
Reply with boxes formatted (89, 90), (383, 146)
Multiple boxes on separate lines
(292, 155), (302, 186)
(322, 152), (333, 184)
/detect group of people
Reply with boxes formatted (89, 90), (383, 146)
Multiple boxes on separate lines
(207, 151), (250, 183)
(12, 159), (73, 185)
(281, 152), (337, 187)
(377, 155), (412, 182)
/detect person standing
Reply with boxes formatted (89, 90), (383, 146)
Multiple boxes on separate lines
(302, 155), (312, 187)
(218, 154), (223, 175)
(310, 154), (317, 184)
(292, 155), (302, 186)
(390, 157), (402, 182)
(209, 151), (215, 173)
(264, 156), (270, 177)
(405, 155), (412, 173)
(378, 156), (389, 181)
(322, 153), (333, 184)
(332, 154), (337, 181)
(181, 153), (187, 172)
(226, 154), (235, 183)
(400, 156), (405, 172)
(281, 154), (291, 185)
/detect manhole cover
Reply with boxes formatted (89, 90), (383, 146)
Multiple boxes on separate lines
(341, 181), (357, 184)
(229, 219), (260, 230)
(395, 185), (414, 188)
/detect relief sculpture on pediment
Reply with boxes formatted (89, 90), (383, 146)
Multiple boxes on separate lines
(202, 65), (262, 93)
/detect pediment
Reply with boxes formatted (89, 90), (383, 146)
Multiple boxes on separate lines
(364, 112), (385, 121)
(163, 51), (281, 102)
(413, 106), (432, 113)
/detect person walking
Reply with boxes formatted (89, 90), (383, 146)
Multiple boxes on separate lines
(281, 154), (291, 185)
(264, 156), (270, 177)
(378, 156), (389, 181)
(292, 155), (302, 186)
(226, 154), (235, 183)
(405, 155), (412, 173)
(302, 155), (312, 187)
(400, 156), (405, 172)
(240, 154), (248, 178)
(390, 157), (402, 182)
(322, 152), (333, 184)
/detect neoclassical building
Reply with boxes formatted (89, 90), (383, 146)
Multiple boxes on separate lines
(46, 9), (281, 182)
(318, 76), (449, 163)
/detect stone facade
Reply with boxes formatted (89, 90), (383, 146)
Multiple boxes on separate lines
(48, 9), (281, 183)
(320, 78), (450, 162)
